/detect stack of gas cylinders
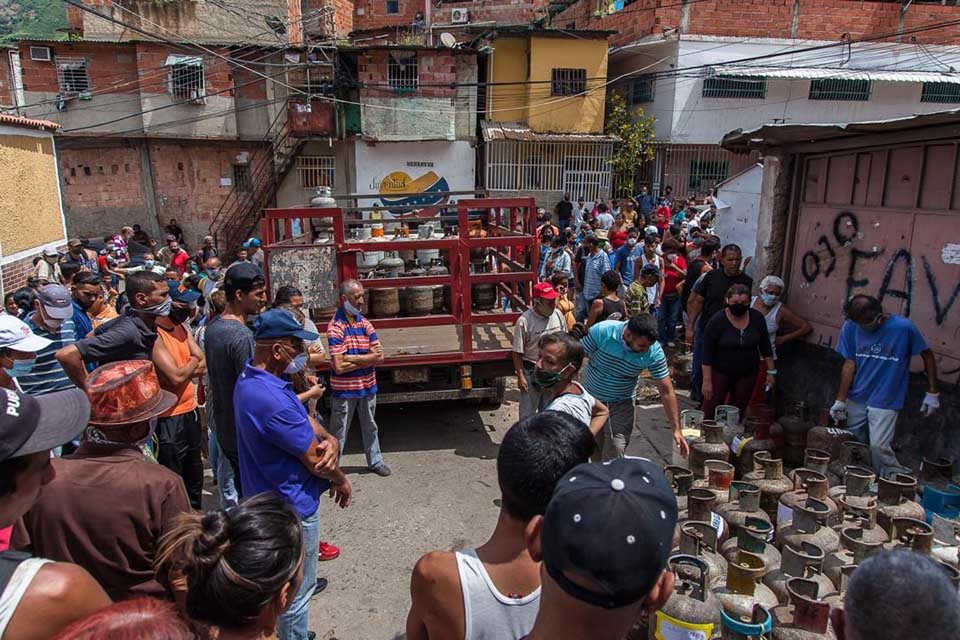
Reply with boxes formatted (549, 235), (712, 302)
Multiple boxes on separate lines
(635, 403), (960, 640)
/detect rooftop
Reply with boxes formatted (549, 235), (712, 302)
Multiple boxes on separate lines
(0, 114), (60, 132)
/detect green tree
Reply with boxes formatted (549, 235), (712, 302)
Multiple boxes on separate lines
(604, 91), (656, 196)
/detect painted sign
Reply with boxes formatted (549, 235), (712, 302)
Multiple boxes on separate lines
(353, 140), (475, 216)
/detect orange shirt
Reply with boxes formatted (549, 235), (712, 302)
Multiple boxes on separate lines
(157, 323), (198, 416)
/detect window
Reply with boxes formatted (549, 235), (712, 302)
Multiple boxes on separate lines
(167, 57), (206, 102)
(232, 164), (250, 192)
(631, 75), (655, 104)
(296, 156), (335, 190)
(688, 159), (728, 192)
(809, 78), (871, 101)
(388, 53), (418, 93)
(551, 68), (586, 96)
(921, 82), (960, 104)
(56, 57), (91, 94)
(386, 0), (399, 13)
(702, 75), (766, 99)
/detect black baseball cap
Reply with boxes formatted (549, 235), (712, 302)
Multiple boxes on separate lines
(223, 262), (263, 290)
(0, 387), (90, 462)
(541, 458), (678, 609)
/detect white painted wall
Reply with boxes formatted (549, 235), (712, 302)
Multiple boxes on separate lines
(713, 162), (762, 260)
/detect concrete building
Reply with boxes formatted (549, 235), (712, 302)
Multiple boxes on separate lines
(553, 0), (960, 199)
(722, 109), (960, 470)
(0, 114), (67, 291)
(712, 162), (762, 262)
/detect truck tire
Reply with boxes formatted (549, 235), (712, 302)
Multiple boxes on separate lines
(480, 376), (507, 410)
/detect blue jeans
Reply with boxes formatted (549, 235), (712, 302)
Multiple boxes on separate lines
(658, 294), (682, 345)
(574, 292), (589, 323)
(330, 395), (384, 467)
(209, 431), (238, 508)
(690, 326), (705, 402)
(279, 506), (320, 640)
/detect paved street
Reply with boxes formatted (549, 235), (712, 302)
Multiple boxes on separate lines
(248, 384), (687, 640)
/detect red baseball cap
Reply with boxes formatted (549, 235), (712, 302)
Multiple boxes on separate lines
(533, 282), (559, 300)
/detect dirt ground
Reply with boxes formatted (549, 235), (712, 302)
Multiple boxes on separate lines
(202, 384), (690, 640)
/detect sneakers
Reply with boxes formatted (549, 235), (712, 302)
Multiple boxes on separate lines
(318, 541), (340, 562)
(369, 461), (392, 477)
(313, 578), (328, 597)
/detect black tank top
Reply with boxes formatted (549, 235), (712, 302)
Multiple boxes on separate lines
(599, 297), (626, 322)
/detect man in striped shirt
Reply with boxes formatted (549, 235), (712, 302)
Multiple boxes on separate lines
(580, 314), (688, 461)
(19, 285), (77, 396)
(327, 279), (390, 477)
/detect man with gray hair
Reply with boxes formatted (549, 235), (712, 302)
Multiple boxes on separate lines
(327, 279), (389, 476)
(831, 550), (960, 640)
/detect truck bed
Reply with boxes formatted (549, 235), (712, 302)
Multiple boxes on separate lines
(317, 321), (515, 361)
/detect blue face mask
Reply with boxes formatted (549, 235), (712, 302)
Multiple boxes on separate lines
(144, 260), (156, 269)
(761, 293), (779, 306)
(285, 352), (308, 375)
(4, 357), (35, 378)
(344, 300), (362, 316)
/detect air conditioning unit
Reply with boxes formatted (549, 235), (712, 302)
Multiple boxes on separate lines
(451, 8), (469, 24)
(29, 46), (51, 62)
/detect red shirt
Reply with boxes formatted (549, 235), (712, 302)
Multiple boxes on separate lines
(609, 228), (628, 249)
(655, 206), (671, 231)
(169, 249), (190, 275)
(662, 255), (687, 295)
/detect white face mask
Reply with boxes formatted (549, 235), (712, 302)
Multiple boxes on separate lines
(285, 352), (308, 375)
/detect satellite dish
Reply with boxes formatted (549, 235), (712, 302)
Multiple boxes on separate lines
(440, 32), (457, 48)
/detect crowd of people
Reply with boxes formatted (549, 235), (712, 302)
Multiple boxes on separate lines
(0, 200), (954, 640)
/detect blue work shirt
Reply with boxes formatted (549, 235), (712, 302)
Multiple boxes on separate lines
(582, 250), (611, 301)
(636, 194), (655, 220)
(615, 243), (641, 286)
(836, 314), (928, 411)
(235, 363), (329, 517)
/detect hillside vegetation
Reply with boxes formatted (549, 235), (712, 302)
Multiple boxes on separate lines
(0, 0), (68, 42)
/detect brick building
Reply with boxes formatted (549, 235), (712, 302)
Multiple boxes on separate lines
(351, 0), (553, 38)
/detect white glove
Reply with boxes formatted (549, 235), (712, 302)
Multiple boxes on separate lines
(921, 392), (941, 416)
(829, 400), (847, 423)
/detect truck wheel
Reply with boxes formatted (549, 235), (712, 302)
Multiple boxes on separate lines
(480, 376), (507, 410)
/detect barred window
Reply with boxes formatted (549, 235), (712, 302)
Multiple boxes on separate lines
(170, 63), (205, 102)
(551, 68), (587, 96)
(386, 0), (399, 13)
(921, 82), (960, 104)
(688, 159), (728, 192)
(631, 75), (655, 104)
(702, 75), (766, 99)
(388, 53), (418, 92)
(232, 164), (250, 192)
(296, 156), (335, 190)
(809, 78), (871, 101)
(56, 57), (91, 94)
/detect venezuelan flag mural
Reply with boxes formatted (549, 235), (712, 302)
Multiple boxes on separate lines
(377, 170), (451, 208)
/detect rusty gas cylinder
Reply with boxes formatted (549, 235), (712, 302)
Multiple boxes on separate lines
(471, 283), (497, 310)
(777, 469), (840, 532)
(648, 555), (722, 640)
(713, 551), (779, 626)
(678, 488), (728, 545)
(832, 498), (889, 546)
(368, 288), (400, 318)
(721, 516), (782, 576)
(745, 404), (780, 458)
(763, 542), (837, 605)
(920, 456), (954, 490)
(771, 577), (838, 640)
(671, 349), (695, 390)
(676, 410), (705, 469)
(827, 465), (876, 505)
(693, 460), (736, 506)
(828, 442), (873, 486)
(667, 466), (695, 520)
(676, 521), (727, 588)
(789, 449), (831, 484)
(736, 416), (778, 481)
(876, 474), (925, 536)
(690, 421), (730, 480)
(807, 410), (854, 470)
(407, 286), (434, 316)
(777, 497), (841, 555)
(716, 482), (772, 540)
(779, 402), (815, 468)
(744, 451), (793, 523)
(823, 526), (884, 590)
(884, 516), (935, 554)
(720, 603), (772, 640)
(716, 405), (742, 446)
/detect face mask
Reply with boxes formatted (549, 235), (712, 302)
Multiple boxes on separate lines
(344, 300), (362, 316)
(627, 238), (638, 247)
(285, 352), (308, 375)
(729, 303), (749, 317)
(761, 293), (779, 306)
(531, 364), (571, 389)
(144, 260), (156, 269)
(43, 316), (64, 332)
(169, 305), (192, 326)
(206, 268), (222, 279)
(45, 256), (58, 264)
(4, 357), (35, 378)
(138, 296), (172, 317)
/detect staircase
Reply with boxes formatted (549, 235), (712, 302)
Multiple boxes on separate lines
(209, 105), (305, 256)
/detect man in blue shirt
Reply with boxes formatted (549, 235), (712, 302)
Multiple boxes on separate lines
(20, 284), (77, 396)
(235, 309), (352, 640)
(635, 186), (656, 225)
(580, 315), (687, 461)
(829, 294), (939, 478)
(579, 234), (612, 321)
(613, 228), (641, 286)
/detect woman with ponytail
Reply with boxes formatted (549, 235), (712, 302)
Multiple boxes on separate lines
(155, 493), (304, 639)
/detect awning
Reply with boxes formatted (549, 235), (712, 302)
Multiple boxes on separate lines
(481, 120), (617, 143)
(713, 65), (960, 84)
(164, 54), (203, 67)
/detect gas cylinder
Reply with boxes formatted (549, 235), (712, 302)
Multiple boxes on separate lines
(368, 288), (400, 318)
(676, 410), (705, 469)
(471, 283), (497, 310)
(690, 421), (731, 480)
(832, 498), (889, 546)
(777, 402), (813, 468)
(789, 449), (831, 484)
(932, 513), (960, 569)
(679, 488), (728, 544)
(920, 456), (953, 490)
(744, 451), (793, 523)
(310, 185), (336, 208)
(378, 255), (405, 276)
(771, 577), (838, 640)
(666, 466), (695, 520)
(693, 460), (736, 505)
(713, 551), (779, 625)
(777, 469), (840, 532)
(763, 542), (836, 605)
(676, 521), (727, 588)
(827, 465), (876, 505)
(822, 526), (884, 590)
(806, 412), (853, 472)
(827, 442), (872, 486)
(721, 517), (782, 576)
(648, 555), (722, 640)
(407, 286), (434, 316)
(876, 474), (925, 536)
(716, 482), (772, 540)
(940, 561), (960, 588)
(720, 604), (772, 640)
(671, 348), (695, 391)
(734, 416), (777, 480)
(884, 516), (934, 554)
(716, 405), (742, 446)
(777, 497), (841, 554)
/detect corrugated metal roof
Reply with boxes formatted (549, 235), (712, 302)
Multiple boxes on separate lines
(481, 120), (616, 143)
(720, 109), (960, 153)
(0, 113), (60, 132)
(714, 65), (960, 84)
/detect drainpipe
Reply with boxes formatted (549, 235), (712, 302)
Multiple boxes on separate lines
(425, 0), (432, 46)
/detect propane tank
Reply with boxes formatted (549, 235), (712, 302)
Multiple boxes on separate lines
(777, 469), (840, 532)
(827, 465), (876, 505)
(309, 185), (336, 208)
(666, 465), (695, 520)
(822, 526), (884, 590)
(676, 410), (705, 469)
(777, 497), (841, 554)
(876, 474), (925, 536)
(788, 449), (831, 484)
(763, 542), (837, 605)
(744, 451), (793, 523)
(828, 442), (872, 486)
(713, 551), (779, 625)
(690, 421), (731, 480)
(832, 498), (889, 545)
(648, 555), (722, 640)
(721, 517), (781, 576)
(734, 416), (777, 480)
(677, 488), (727, 546)
(716, 482), (772, 540)
(693, 460), (736, 506)
(920, 456), (953, 490)
(716, 405), (742, 446)
(806, 410), (853, 473)
(771, 577), (838, 639)
(676, 521), (728, 588)
(931, 514), (960, 570)
(720, 603), (772, 640)
(778, 402), (814, 468)
(884, 516), (934, 554)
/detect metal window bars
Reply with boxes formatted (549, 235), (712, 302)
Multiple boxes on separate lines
(551, 68), (587, 96)
(169, 62), (206, 103)
(232, 164), (250, 192)
(808, 78), (871, 101)
(921, 81), (960, 103)
(296, 155), (335, 190)
(484, 139), (613, 202)
(702, 75), (766, 99)
(631, 75), (655, 104)
(388, 52), (418, 92)
(56, 57), (91, 94)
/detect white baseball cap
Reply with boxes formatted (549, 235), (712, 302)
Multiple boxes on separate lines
(0, 315), (52, 352)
